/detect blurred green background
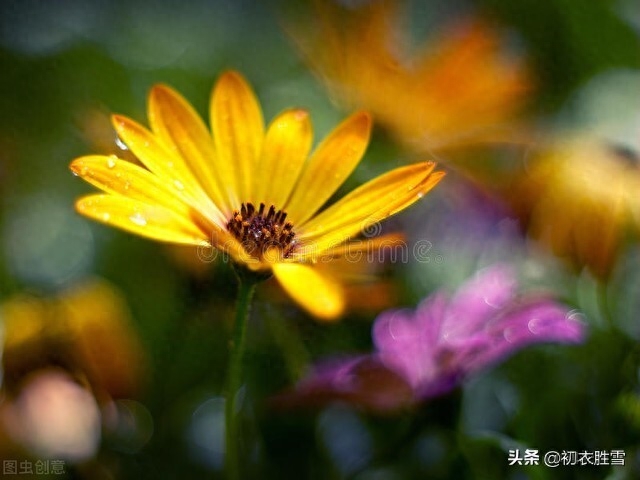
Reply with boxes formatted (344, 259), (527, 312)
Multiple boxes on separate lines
(1, 0), (640, 479)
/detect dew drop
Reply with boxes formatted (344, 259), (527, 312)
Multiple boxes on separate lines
(102, 212), (111, 222)
(80, 166), (89, 176)
(115, 136), (129, 151)
(124, 181), (131, 190)
(107, 155), (117, 169)
(566, 310), (584, 323)
(503, 327), (516, 343)
(129, 213), (147, 227)
(416, 192), (424, 199)
(173, 179), (185, 191)
(71, 170), (79, 177)
(527, 318), (541, 335)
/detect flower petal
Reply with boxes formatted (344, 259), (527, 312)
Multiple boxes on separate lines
(147, 84), (233, 216)
(256, 108), (312, 207)
(75, 194), (208, 246)
(272, 263), (344, 321)
(439, 265), (517, 340)
(210, 71), (264, 206)
(293, 234), (406, 280)
(297, 162), (445, 255)
(373, 309), (422, 381)
(284, 111), (372, 224)
(112, 114), (226, 227)
(459, 299), (586, 375)
(70, 155), (196, 219)
(295, 233), (405, 261)
(372, 302), (446, 389)
(273, 356), (415, 413)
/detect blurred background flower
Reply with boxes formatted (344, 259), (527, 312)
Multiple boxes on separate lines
(276, 265), (586, 413)
(510, 137), (640, 280)
(0, 279), (148, 468)
(287, 0), (532, 154)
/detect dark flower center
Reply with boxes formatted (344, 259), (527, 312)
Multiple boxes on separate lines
(227, 202), (296, 259)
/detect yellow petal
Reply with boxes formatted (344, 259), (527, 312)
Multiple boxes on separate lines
(75, 194), (208, 246)
(298, 162), (445, 254)
(256, 108), (313, 207)
(112, 114), (226, 227)
(70, 155), (195, 218)
(296, 233), (405, 261)
(210, 71), (264, 205)
(148, 84), (233, 216)
(272, 263), (344, 321)
(284, 111), (371, 224)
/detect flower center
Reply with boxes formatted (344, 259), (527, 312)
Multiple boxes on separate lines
(226, 202), (296, 260)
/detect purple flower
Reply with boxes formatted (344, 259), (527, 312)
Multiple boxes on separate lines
(277, 265), (586, 413)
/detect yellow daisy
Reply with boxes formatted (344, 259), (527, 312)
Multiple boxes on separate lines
(70, 71), (444, 319)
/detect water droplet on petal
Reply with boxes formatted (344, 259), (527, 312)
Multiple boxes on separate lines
(173, 179), (185, 191)
(115, 137), (129, 151)
(129, 213), (147, 227)
(503, 327), (516, 343)
(566, 310), (584, 323)
(124, 181), (131, 190)
(107, 156), (117, 169)
(102, 212), (111, 222)
(416, 192), (424, 199)
(80, 166), (89, 176)
(527, 318), (541, 334)
(71, 170), (79, 177)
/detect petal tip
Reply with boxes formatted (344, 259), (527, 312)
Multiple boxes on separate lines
(110, 114), (127, 130)
(217, 70), (249, 90)
(313, 306), (345, 323)
(431, 170), (447, 181)
(292, 108), (310, 121)
(149, 84), (174, 101)
(74, 196), (91, 213)
(69, 158), (83, 174)
(353, 110), (373, 130)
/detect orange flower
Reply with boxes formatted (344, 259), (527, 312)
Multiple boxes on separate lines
(289, 0), (531, 152)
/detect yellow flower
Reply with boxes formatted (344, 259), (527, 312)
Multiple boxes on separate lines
(70, 71), (444, 320)
(288, 0), (531, 152)
(511, 138), (640, 279)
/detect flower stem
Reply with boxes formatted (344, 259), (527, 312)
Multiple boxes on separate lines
(225, 278), (256, 480)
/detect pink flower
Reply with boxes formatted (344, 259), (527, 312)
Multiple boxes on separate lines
(279, 266), (586, 413)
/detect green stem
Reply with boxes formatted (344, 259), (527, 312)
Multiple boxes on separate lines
(225, 279), (256, 480)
